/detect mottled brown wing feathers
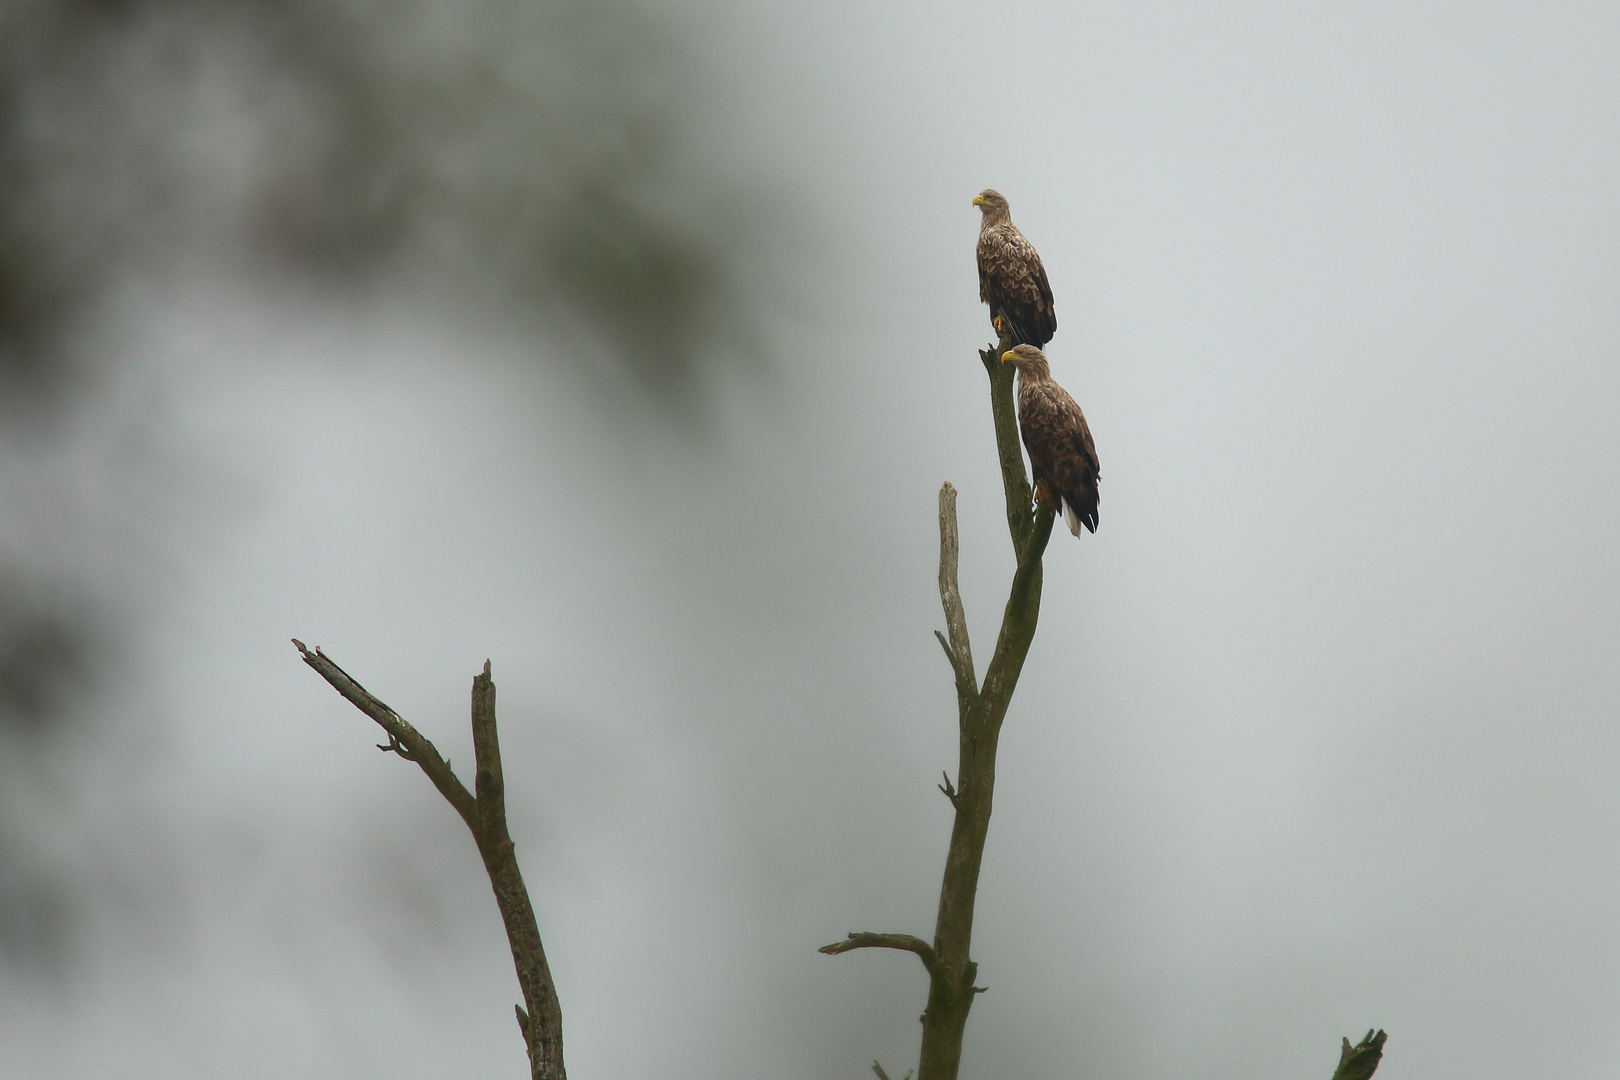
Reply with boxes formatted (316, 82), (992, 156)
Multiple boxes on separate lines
(1018, 378), (1099, 534)
(978, 223), (1056, 348)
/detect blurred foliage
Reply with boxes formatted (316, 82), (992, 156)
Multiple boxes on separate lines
(0, 599), (86, 735)
(0, 0), (775, 413)
(0, 0), (789, 963)
(0, 574), (91, 964)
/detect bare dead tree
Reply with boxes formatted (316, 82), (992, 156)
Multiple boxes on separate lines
(288, 339), (1386, 1080)
(819, 343), (1054, 1080)
(292, 640), (565, 1080)
(819, 345), (1388, 1080)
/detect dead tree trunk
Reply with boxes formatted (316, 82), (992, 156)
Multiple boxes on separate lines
(821, 343), (1053, 1080)
(819, 347), (1387, 1080)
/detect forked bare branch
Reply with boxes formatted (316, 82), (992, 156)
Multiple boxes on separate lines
(294, 642), (566, 1080)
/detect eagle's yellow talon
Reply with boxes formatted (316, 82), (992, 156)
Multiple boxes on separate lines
(1031, 477), (1054, 509)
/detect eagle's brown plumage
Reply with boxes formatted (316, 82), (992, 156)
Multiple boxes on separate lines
(1002, 344), (1099, 535)
(974, 189), (1056, 348)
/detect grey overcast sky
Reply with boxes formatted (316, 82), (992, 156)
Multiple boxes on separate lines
(1, 1), (1618, 1078)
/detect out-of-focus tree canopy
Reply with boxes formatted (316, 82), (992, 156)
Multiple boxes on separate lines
(0, 0), (774, 412)
(0, 0), (786, 963)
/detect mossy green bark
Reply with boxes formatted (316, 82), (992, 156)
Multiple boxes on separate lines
(913, 348), (1053, 1080)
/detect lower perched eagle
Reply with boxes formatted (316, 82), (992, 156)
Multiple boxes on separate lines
(1002, 344), (1099, 535)
(974, 189), (1056, 348)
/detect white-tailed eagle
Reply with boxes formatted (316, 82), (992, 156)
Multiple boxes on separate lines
(1002, 344), (1099, 535)
(974, 189), (1056, 348)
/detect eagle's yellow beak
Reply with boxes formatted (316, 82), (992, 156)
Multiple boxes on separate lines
(1000, 350), (1016, 364)
(972, 194), (986, 206)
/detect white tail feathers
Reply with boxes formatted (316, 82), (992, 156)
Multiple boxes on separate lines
(1062, 498), (1081, 537)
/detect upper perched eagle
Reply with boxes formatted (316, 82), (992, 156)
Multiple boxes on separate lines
(974, 189), (1056, 348)
(1002, 344), (1099, 535)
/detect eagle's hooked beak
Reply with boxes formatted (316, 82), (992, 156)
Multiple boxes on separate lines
(972, 194), (986, 206)
(1000, 350), (1016, 364)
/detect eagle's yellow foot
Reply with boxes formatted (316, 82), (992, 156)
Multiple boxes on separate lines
(1031, 478), (1054, 510)
(992, 315), (1005, 334)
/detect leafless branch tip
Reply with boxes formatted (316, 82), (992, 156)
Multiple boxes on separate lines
(1332, 1029), (1387, 1080)
(819, 932), (942, 980)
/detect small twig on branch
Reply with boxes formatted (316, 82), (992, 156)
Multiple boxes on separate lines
(933, 630), (963, 681)
(937, 771), (959, 808)
(1331, 1029), (1387, 1080)
(819, 933), (943, 981)
(870, 1062), (912, 1080)
(377, 732), (416, 760)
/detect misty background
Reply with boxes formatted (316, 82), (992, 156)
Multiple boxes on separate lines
(0, 0), (1617, 1077)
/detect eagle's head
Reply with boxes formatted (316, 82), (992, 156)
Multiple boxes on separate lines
(972, 189), (1009, 215)
(1000, 344), (1050, 377)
